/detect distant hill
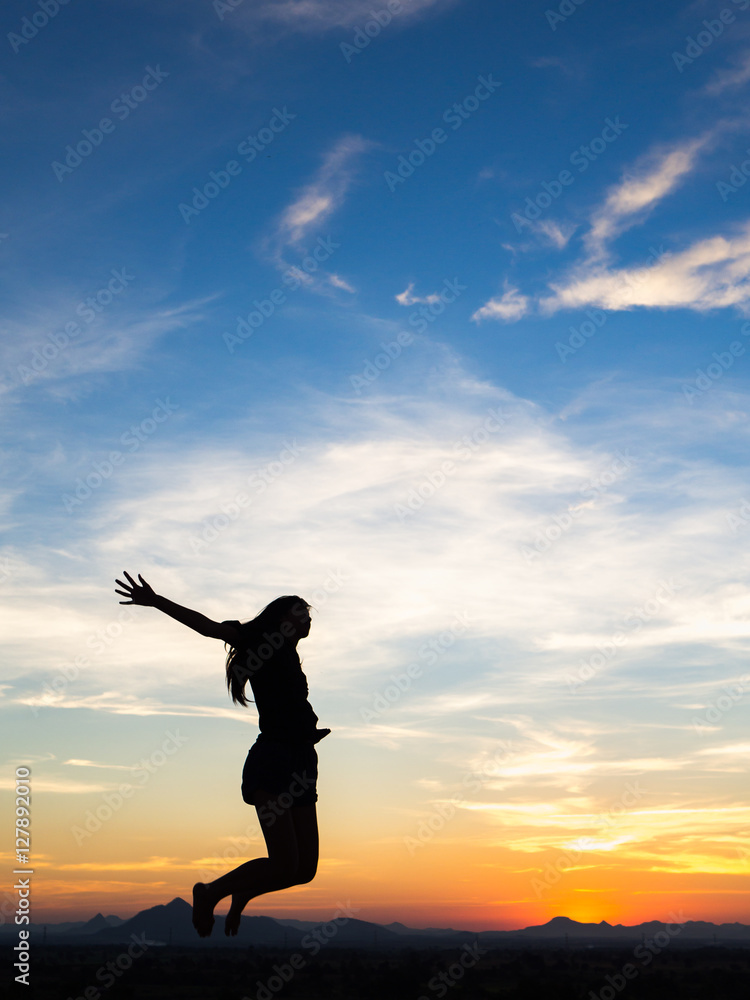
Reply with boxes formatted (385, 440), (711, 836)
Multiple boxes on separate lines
(476, 914), (750, 947)
(5, 899), (749, 949)
(78, 912), (125, 934)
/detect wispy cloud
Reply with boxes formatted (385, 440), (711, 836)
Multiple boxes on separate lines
(704, 50), (750, 95)
(265, 133), (371, 289)
(529, 55), (584, 81)
(472, 283), (529, 323)
(5, 354), (750, 905)
(541, 224), (750, 314)
(0, 295), (216, 397)
(0, 777), (115, 794)
(63, 759), (136, 770)
(329, 273), (356, 292)
(395, 283), (443, 306)
(276, 133), (369, 244)
(252, 0), (453, 31)
(585, 135), (714, 260)
(473, 130), (750, 321)
(6, 358), (750, 746)
(533, 218), (575, 250)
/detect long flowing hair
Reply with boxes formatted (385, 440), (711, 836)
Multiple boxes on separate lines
(225, 595), (311, 707)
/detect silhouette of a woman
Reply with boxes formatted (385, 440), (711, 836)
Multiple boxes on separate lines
(114, 571), (330, 937)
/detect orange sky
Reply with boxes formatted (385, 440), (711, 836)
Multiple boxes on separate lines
(13, 761), (750, 928)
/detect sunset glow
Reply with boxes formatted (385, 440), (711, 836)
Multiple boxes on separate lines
(3, 0), (750, 935)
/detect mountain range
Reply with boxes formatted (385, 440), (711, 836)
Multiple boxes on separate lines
(3, 899), (749, 949)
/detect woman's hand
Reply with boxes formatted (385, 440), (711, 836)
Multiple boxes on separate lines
(114, 577), (231, 638)
(115, 571), (158, 607)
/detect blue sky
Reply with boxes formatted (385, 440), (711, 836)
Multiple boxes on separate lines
(2, 0), (750, 926)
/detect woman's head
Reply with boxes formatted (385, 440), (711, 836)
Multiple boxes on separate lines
(268, 595), (312, 641)
(225, 595), (311, 706)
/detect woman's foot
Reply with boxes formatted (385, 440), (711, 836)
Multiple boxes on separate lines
(225, 893), (249, 937)
(192, 882), (215, 938)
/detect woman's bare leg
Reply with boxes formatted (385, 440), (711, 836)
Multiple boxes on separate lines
(224, 802), (319, 935)
(191, 790), (318, 937)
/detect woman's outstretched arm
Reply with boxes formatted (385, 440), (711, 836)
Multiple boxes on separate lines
(115, 571), (241, 644)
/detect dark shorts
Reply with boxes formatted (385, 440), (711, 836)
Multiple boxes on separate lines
(241, 734), (318, 807)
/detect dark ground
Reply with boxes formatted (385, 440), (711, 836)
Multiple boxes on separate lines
(9, 943), (750, 1000)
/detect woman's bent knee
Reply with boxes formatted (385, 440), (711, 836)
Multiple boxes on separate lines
(295, 866), (317, 885)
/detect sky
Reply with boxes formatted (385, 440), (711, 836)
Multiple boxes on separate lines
(2, 0), (750, 931)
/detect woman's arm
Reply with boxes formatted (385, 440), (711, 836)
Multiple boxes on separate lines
(115, 571), (242, 644)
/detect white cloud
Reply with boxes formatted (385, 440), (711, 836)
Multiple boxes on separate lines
(474, 130), (750, 320)
(533, 218), (575, 250)
(265, 134), (371, 290)
(471, 284), (530, 322)
(273, 134), (371, 247)
(5, 356), (750, 872)
(253, 0), (453, 31)
(6, 359), (750, 727)
(585, 135), (713, 260)
(63, 759), (136, 770)
(0, 295), (216, 396)
(498, 217), (576, 261)
(541, 225), (750, 314)
(329, 273), (356, 292)
(395, 282), (443, 306)
(705, 50), (750, 95)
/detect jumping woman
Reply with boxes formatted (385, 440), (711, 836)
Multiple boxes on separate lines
(114, 571), (330, 938)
